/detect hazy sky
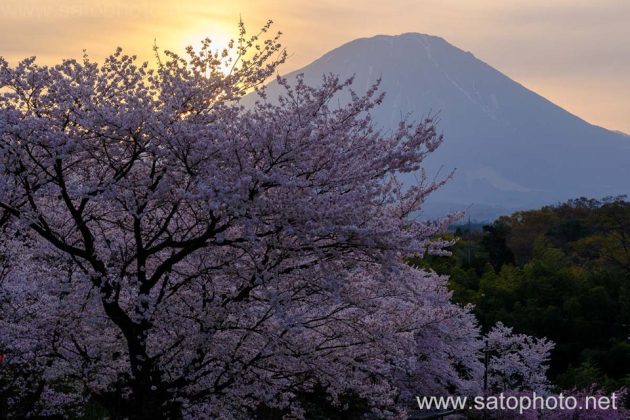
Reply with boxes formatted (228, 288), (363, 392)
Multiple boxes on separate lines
(1, 0), (628, 132)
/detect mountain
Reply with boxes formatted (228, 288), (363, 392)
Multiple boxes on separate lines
(247, 33), (630, 220)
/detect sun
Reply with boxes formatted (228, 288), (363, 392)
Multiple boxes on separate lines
(177, 28), (238, 73)
(182, 31), (233, 54)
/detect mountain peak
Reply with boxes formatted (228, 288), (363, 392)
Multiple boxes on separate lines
(320, 32), (470, 64)
(253, 35), (630, 219)
(354, 32), (449, 44)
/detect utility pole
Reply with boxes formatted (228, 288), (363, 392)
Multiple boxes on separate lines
(466, 204), (474, 265)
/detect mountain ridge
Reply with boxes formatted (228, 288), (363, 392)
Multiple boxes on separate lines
(248, 33), (630, 220)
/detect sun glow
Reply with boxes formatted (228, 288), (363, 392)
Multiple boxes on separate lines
(176, 27), (239, 74)
(181, 31), (232, 54)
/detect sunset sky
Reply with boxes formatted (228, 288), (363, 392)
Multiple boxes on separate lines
(1, 0), (628, 132)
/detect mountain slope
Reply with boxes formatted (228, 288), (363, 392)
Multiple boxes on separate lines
(249, 33), (630, 219)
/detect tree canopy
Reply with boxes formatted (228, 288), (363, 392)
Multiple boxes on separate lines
(0, 23), (624, 419)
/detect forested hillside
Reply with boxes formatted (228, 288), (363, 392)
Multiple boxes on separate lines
(414, 196), (630, 393)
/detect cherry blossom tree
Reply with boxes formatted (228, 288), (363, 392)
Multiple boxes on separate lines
(485, 322), (554, 394)
(0, 22), (555, 419)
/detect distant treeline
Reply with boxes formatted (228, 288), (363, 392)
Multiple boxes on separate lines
(414, 196), (630, 392)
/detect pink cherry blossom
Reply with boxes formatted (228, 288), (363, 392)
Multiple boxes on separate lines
(0, 22), (559, 419)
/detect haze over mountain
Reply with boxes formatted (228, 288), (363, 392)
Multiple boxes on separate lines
(248, 33), (630, 220)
